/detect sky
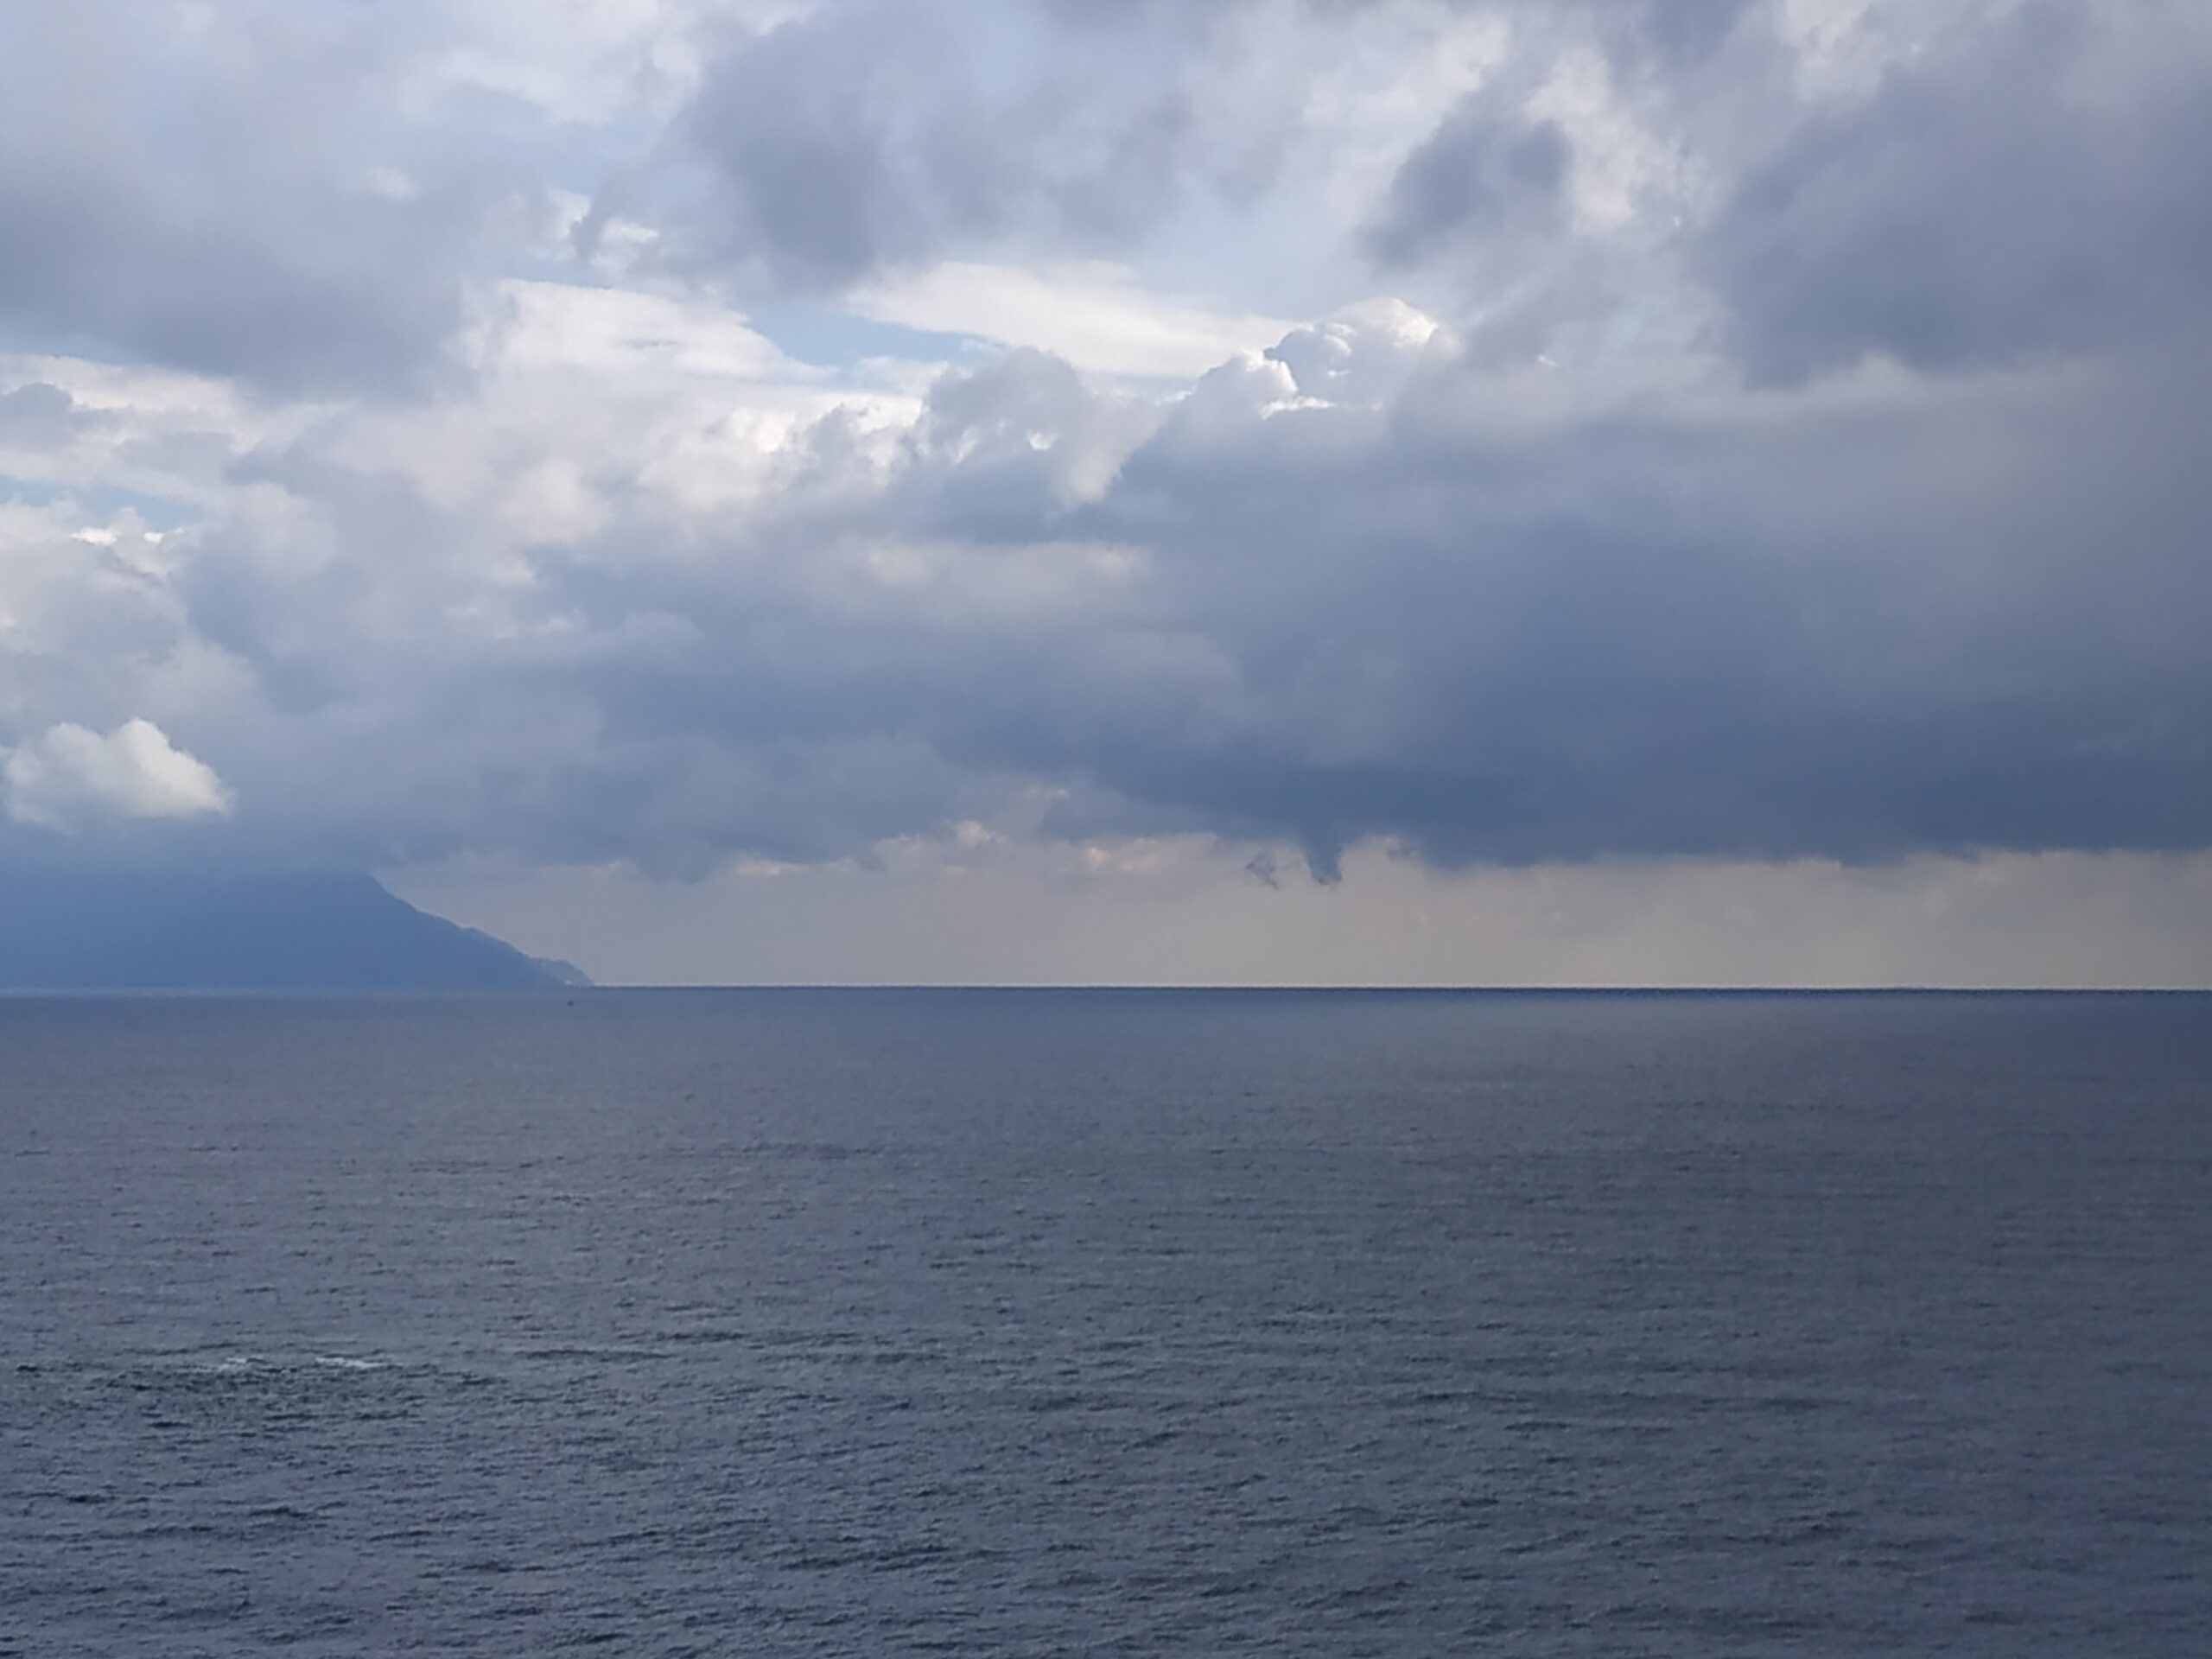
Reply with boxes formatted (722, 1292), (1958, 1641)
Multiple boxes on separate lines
(3, 0), (2209, 986)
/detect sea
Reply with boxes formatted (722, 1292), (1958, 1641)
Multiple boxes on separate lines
(2, 989), (2207, 1656)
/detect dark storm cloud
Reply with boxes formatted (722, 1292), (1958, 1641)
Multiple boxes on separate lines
(1344, 2), (2212, 388)
(1053, 351), (2212, 874)
(1702, 3), (2212, 382)
(648, 0), (1276, 293)
(814, 330), (2201, 880)
(656, 0), (1759, 296)
(632, 0), (1789, 347)
(1600, 0), (1762, 69)
(11, 0), (2212, 887)
(252, 307), (2200, 881)
(0, 178), (475, 398)
(668, 8), (1008, 288)
(1366, 105), (1570, 266)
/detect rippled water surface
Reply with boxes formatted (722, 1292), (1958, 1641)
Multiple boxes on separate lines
(3, 990), (2208, 1656)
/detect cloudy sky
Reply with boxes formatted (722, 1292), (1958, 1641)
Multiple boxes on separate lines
(3, 0), (2209, 985)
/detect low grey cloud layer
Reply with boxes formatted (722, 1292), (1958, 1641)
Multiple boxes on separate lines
(425, 321), (2205, 880)
(0, 3), (512, 395)
(2, 0), (2207, 977)
(1706, 3), (2212, 382)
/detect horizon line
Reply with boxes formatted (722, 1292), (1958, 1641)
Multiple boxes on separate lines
(6, 983), (2208, 997)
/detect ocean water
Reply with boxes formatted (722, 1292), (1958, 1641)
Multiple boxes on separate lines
(1, 990), (2207, 1656)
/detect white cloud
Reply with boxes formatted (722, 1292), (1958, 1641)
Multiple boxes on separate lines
(1, 0), (2209, 982)
(849, 262), (1294, 380)
(3, 719), (232, 831)
(474, 278), (806, 382)
(1265, 298), (1451, 405)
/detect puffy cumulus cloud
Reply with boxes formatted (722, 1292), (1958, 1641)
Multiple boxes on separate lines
(1263, 300), (1454, 406)
(80, 290), (2196, 885)
(3, 720), (232, 832)
(8, 282), (2208, 882)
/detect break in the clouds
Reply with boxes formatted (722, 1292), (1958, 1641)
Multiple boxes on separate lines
(2, 0), (2209, 980)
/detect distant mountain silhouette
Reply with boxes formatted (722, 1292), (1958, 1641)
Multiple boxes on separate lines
(0, 868), (583, 991)
(531, 956), (594, 988)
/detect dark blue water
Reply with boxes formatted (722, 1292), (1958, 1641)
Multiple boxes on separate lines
(3, 991), (2207, 1656)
